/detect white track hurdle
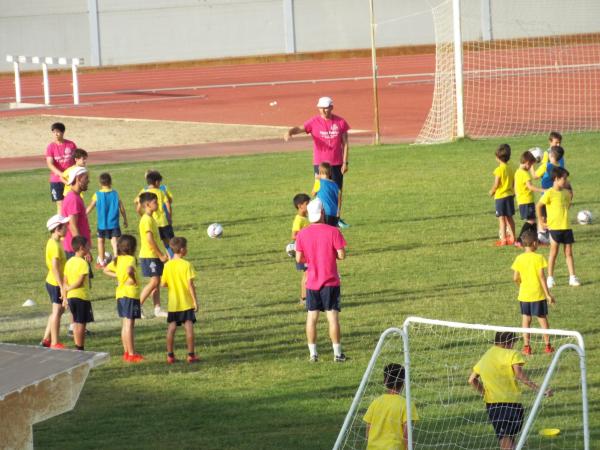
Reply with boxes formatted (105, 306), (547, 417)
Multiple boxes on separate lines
(5, 55), (84, 106)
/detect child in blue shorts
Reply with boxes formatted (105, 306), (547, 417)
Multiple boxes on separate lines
(291, 193), (310, 305)
(314, 162), (341, 227)
(489, 144), (516, 246)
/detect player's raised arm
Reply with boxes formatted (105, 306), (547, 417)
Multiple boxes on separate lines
(284, 126), (305, 141)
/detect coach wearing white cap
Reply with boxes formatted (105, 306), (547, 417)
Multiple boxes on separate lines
(61, 167), (91, 258)
(285, 96), (351, 228)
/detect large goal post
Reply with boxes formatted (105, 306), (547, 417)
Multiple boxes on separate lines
(416, 0), (600, 144)
(334, 317), (589, 450)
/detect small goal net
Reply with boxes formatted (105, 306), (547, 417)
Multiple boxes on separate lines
(334, 317), (589, 450)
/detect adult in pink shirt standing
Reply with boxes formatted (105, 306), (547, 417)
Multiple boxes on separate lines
(285, 96), (350, 228)
(61, 167), (91, 259)
(295, 198), (347, 363)
(46, 122), (77, 213)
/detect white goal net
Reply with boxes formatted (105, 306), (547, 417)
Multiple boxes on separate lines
(334, 317), (589, 450)
(416, 0), (600, 144)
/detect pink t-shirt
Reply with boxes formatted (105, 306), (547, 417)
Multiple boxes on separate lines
(304, 114), (350, 165)
(45, 139), (77, 182)
(61, 191), (90, 253)
(295, 223), (347, 290)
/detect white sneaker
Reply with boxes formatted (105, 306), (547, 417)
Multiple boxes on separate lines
(154, 307), (168, 318)
(569, 276), (581, 287)
(547, 276), (555, 289)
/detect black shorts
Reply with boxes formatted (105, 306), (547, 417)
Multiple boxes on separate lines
(98, 227), (122, 239)
(549, 229), (574, 244)
(520, 300), (548, 317)
(486, 403), (524, 439)
(68, 298), (94, 324)
(324, 215), (339, 227)
(519, 203), (536, 221)
(314, 164), (343, 190)
(495, 196), (515, 217)
(50, 182), (65, 202)
(140, 258), (164, 277)
(117, 297), (141, 319)
(167, 308), (196, 326)
(46, 282), (62, 305)
(306, 286), (341, 312)
(159, 225), (175, 241)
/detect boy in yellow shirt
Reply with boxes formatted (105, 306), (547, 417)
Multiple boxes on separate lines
(514, 151), (545, 247)
(468, 332), (552, 450)
(61, 148), (88, 197)
(138, 192), (169, 318)
(64, 236), (94, 350)
(489, 144), (516, 246)
(363, 363), (419, 450)
(536, 167), (580, 288)
(41, 214), (70, 349)
(511, 230), (555, 355)
(161, 237), (199, 364)
(291, 193), (310, 305)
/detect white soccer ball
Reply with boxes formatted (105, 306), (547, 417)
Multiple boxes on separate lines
(577, 210), (593, 225)
(529, 147), (543, 162)
(285, 242), (296, 258)
(538, 231), (550, 245)
(207, 223), (223, 238)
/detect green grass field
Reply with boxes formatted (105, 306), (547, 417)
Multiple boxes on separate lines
(0, 133), (598, 449)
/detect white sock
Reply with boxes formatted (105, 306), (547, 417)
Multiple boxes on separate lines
(69, 323), (74, 331)
(333, 343), (342, 357)
(308, 344), (317, 357)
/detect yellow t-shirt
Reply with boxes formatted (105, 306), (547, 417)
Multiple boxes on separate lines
(535, 151), (550, 178)
(473, 346), (525, 404)
(138, 214), (165, 258)
(161, 258), (196, 312)
(363, 394), (418, 450)
(64, 255), (90, 300)
(291, 214), (309, 233)
(539, 188), (571, 230)
(45, 238), (66, 286)
(514, 168), (534, 205)
(511, 252), (548, 302)
(137, 187), (169, 227)
(62, 165), (86, 197)
(493, 163), (515, 199)
(106, 255), (140, 300)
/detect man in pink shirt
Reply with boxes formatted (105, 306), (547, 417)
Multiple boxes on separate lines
(61, 167), (91, 258)
(295, 198), (347, 363)
(285, 97), (350, 228)
(45, 122), (77, 213)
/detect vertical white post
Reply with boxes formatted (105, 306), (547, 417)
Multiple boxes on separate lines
(13, 61), (21, 104)
(282, 0), (296, 53)
(368, 0), (381, 145)
(42, 63), (50, 105)
(88, 0), (102, 66)
(72, 61), (80, 105)
(402, 322), (413, 449)
(480, 0), (492, 41)
(452, 0), (465, 139)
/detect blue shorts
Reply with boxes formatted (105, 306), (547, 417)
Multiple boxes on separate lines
(50, 182), (65, 202)
(324, 215), (339, 227)
(295, 262), (307, 272)
(68, 298), (94, 324)
(314, 164), (343, 190)
(45, 282), (62, 305)
(495, 196), (515, 217)
(518, 203), (536, 221)
(98, 227), (122, 239)
(520, 300), (548, 317)
(159, 225), (175, 241)
(117, 297), (141, 319)
(306, 286), (341, 312)
(167, 308), (196, 326)
(140, 258), (163, 277)
(486, 403), (524, 439)
(549, 229), (574, 244)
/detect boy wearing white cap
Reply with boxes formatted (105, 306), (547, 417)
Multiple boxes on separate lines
(295, 198), (347, 362)
(284, 96), (351, 228)
(41, 215), (70, 349)
(61, 167), (91, 258)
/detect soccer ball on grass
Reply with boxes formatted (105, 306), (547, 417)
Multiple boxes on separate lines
(207, 223), (224, 238)
(285, 242), (296, 258)
(577, 210), (593, 225)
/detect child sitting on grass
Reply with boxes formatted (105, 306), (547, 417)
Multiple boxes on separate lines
(104, 235), (143, 363)
(363, 363), (419, 450)
(161, 237), (199, 364)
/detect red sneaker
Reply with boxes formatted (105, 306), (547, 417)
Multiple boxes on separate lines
(41, 339), (51, 348)
(495, 240), (508, 247)
(50, 343), (65, 349)
(522, 345), (532, 356)
(122, 352), (130, 362)
(167, 355), (176, 364)
(545, 345), (555, 354)
(187, 354), (200, 364)
(127, 353), (144, 363)
(506, 236), (515, 245)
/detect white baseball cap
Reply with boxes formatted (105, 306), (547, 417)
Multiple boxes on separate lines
(307, 198), (324, 223)
(316, 96), (333, 108)
(46, 214), (69, 231)
(67, 166), (88, 185)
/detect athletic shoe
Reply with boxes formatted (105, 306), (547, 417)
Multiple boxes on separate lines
(334, 353), (347, 363)
(140, 309), (146, 319)
(569, 276), (581, 287)
(338, 219), (350, 229)
(187, 355), (200, 364)
(522, 345), (532, 356)
(506, 236), (515, 245)
(128, 353), (144, 363)
(495, 240), (508, 247)
(545, 345), (555, 354)
(40, 339), (51, 348)
(50, 343), (65, 349)
(309, 354), (319, 363)
(167, 355), (176, 364)
(123, 352), (130, 362)
(547, 276), (555, 289)
(154, 307), (168, 318)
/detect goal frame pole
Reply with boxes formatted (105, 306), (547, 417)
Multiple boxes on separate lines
(368, 0), (381, 145)
(452, 0), (465, 139)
